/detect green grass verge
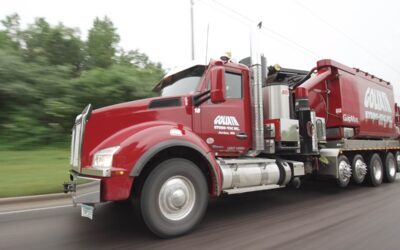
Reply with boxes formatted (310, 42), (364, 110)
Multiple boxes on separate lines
(0, 148), (70, 198)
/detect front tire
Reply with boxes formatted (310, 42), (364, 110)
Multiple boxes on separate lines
(140, 158), (208, 238)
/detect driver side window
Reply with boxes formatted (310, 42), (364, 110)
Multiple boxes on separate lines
(225, 72), (242, 99)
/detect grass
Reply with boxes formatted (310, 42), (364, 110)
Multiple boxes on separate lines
(0, 148), (70, 198)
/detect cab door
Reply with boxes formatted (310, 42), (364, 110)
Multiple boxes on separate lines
(198, 66), (252, 156)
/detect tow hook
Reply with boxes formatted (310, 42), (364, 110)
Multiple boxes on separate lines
(63, 182), (76, 193)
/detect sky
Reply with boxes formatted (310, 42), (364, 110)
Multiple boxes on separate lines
(1, 0), (400, 100)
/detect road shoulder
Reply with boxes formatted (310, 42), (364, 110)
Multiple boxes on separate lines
(0, 193), (72, 213)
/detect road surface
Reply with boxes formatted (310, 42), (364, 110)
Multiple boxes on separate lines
(1, 178), (400, 250)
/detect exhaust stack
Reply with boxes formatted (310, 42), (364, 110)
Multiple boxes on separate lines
(250, 22), (265, 153)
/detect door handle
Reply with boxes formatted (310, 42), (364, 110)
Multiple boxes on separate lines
(236, 132), (248, 140)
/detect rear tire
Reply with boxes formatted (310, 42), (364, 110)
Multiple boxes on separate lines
(336, 155), (352, 188)
(395, 151), (400, 173)
(140, 158), (208, 238)
(367, 153), (383, 187)
(351, 154), (367, 184)
(384, 153), (396, 183)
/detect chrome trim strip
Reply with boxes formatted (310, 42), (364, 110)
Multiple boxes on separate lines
(326, 139), (400, 150)
(81, 167), (111, 177)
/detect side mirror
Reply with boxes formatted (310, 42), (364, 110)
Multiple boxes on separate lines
(210, 66), (226, 103)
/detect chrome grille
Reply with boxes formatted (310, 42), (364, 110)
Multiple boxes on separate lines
(70, 104), (92, 172)
(70, 124), (76, 166)
(70, 120), (82, 168)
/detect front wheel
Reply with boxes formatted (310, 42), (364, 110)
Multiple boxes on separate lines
(140, 158), (208, 238)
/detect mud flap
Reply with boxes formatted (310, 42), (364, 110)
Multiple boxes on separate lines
(318, 148), (340, 178)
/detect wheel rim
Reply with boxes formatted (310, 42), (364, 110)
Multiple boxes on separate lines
(372, 159), (382, 180)
(388, 158), (396, 178)
(158, 176), (196, 221)
(338, 160), (352, 183)
(354, 159), (367, 179)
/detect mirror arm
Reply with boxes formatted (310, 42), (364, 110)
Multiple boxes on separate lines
(194, 96), (210, 106)
(192, 90), (211, 106)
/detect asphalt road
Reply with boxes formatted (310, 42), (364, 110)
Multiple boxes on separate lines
(1, 178), (400, 250)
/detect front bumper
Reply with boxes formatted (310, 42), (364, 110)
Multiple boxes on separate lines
(64, 172), (101, 205)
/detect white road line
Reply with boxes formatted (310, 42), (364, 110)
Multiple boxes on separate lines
(0, 204), (73, 216)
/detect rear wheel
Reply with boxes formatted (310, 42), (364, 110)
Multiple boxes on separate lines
(384, 153), (396, 183)
(336, 155), (352, 188)
(395, 151), (400, 172)
(367, 153), (383, 187)
(140, 158), (208, 238)
(351, 154), (367, 184)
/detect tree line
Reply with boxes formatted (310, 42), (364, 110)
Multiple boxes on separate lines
(0, 14), (165, 149)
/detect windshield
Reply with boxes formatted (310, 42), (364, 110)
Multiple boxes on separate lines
(161, 76), (202, 97)
(155, 65), (206, 97)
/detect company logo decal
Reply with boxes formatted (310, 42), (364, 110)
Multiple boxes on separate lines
(364, 88), (392, 113)
(214, 115), (239, 126)
(214, 115), (240, 135)
(343, 114), (359, 124)
(364, 87), (393, 127)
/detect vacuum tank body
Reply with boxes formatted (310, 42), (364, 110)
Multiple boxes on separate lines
(297, 59), (397, 139)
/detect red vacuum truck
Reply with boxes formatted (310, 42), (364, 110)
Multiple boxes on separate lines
(63, 41), (400, 238)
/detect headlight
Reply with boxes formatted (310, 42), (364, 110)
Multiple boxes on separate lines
(92, 146), (120, 169)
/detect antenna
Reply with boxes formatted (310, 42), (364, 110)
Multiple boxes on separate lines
(205, 23), (210, 64)
(190, 0), (195, 60)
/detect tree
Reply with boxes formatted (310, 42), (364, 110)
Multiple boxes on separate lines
(45, 24), (85, 71)
(86, 16), (120, 68)
(69, 64), (163, 110)
(0, 47), (75, 147)
(1, 13), (21, 50)
(0, 31), (15, 51)
(0, 15), (164, 149)
(22, 18), (51, 63)
(117, 49), (162, 69)
(22, 18), (84, 72)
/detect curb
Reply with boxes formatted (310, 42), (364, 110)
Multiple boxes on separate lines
(0, 193), (70, 205)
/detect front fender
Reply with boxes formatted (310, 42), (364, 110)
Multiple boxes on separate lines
(129, 139), (210, 176)
(106, 123), (221, 195)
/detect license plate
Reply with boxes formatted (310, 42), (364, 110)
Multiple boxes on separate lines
(81, 204), (94, 220)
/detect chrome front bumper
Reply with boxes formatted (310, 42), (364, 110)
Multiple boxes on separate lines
(64, 172), (101, 205)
